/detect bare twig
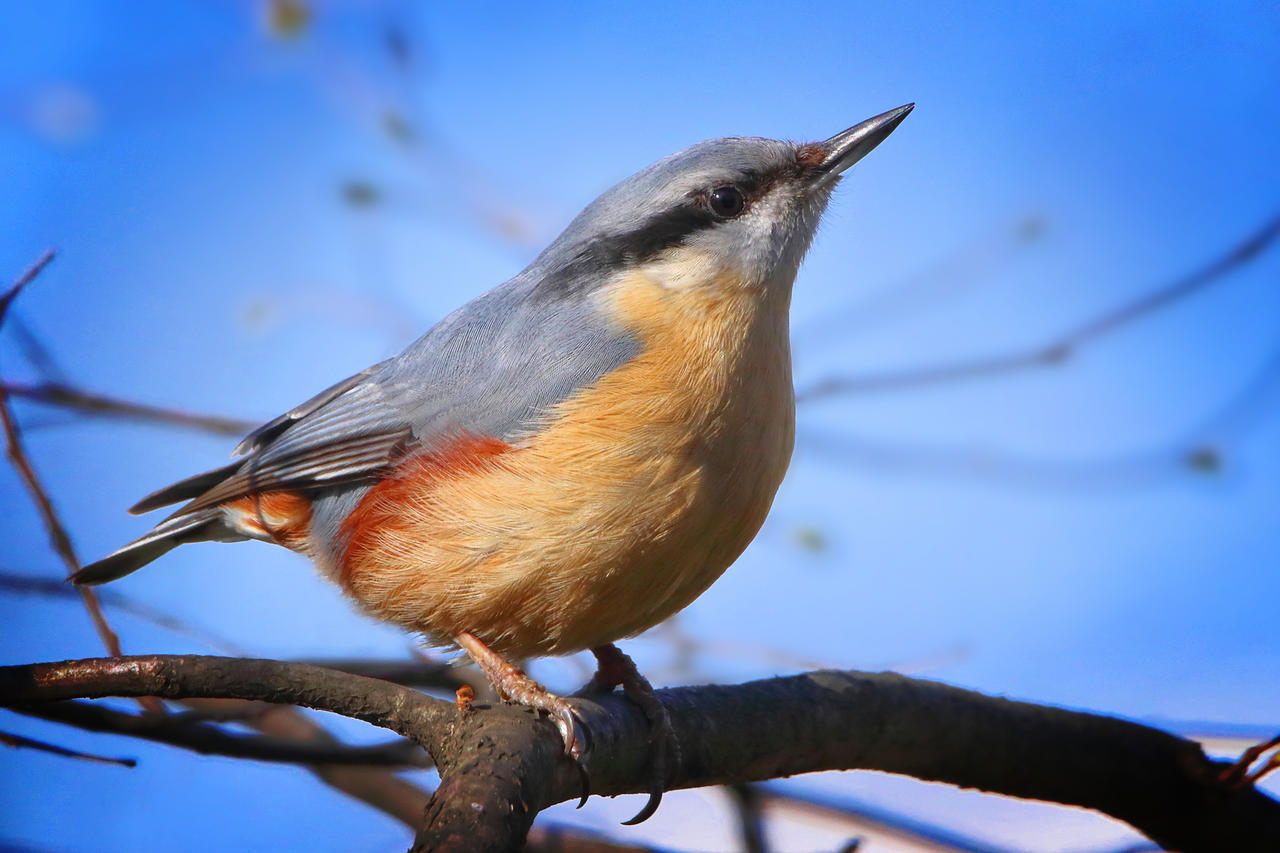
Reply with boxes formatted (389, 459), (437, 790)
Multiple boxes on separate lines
(1, 380), (256, 436)
(1221, 733), (1280, 788)
(1, 727), (136, 767)
(796, 213), (1048, 346)
(0, 251), (123, 658)
(7, 700), (429, 767)
(0, 250), (56, 318)
(0, 570), (249, 654)
(726, 783), (769, 853)
(799, 211), (1280, 401)
(755, 783), (1026, 853)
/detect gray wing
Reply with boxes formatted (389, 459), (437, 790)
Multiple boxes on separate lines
(146, 274), (639, 519)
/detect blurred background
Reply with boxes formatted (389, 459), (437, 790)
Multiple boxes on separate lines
(2, 2), (1278, 851)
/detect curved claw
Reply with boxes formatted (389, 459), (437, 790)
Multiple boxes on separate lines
(555, 706), (579, 758)
(553, 703), (592, 761)
(575, 761), (591, 809)
(621, 788), (663, 825)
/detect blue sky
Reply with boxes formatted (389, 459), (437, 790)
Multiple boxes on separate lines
(2, 2), (1279, 850)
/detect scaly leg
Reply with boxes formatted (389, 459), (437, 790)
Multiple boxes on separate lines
(585, 643), (680, 825)
(454, 631), (587, 760)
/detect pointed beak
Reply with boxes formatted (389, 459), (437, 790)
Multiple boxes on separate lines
(813, 103), (914, 182)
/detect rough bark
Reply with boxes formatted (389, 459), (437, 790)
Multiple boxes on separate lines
(3, 655), (1276, 852)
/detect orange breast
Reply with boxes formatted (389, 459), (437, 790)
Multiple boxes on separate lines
(330, 263), (795, 658)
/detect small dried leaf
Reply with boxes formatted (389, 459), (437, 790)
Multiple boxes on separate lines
(266, 0), (311, 39)
(340, 181), (382, 209)
(1186, 446), (1223, 474)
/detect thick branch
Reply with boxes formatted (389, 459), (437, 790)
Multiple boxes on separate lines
(425, 670), (1280, 852)
(4, 656), (1277, 853)
(0, 656), (454, 745)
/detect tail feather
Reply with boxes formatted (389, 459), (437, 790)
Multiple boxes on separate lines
(129, 461), (242, 515)
(72, 510), (244, 585)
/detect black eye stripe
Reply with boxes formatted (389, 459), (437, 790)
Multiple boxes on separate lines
(538, 165), (795, 296)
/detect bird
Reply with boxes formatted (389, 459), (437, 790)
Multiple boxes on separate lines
(74, 103), (913, 822)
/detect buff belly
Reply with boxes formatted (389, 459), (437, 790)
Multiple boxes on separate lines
(331, 268), (796, 659)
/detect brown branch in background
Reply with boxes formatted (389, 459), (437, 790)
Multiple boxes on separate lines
(0, 250), (56, 317)
(796, 213), (1049, 347)
(5, 655), (1280, 853)
(0, 570), (250, 654)
(0, 250), (123, 659)
(7, 700), (429, 768)
(755, 782), (1024, 853)
(1, 727), (136, 768)
(726, 783), (769, 853)
(1, 380), (256, 437)
(799, 210), (1280, 402)
(799, 331), (1280, 488)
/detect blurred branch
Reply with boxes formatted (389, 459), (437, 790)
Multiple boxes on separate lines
(755, 783), (1025, 853)
(6, 700), (429, 767)
(799, 210), (1280, 402)
(797, 213), (1048, 347)
(0, 569), (250, 654)
(4, 655), (1279, 852)
(800, 330), (1280, 487)
(1, 727), (135, 768)
(726, 783), (769, 853)
(0, 250), (124, 659)
(1, 380), (256, 436)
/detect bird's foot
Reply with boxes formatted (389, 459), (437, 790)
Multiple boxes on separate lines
(454, 632), (589, 762)
(1219, 733), (1280, 789)
(584, 643), (680, 825)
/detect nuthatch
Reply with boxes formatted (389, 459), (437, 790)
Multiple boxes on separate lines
(76, 103), (913, 820)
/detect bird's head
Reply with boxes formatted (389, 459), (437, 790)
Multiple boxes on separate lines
(529, 104), (914, 298)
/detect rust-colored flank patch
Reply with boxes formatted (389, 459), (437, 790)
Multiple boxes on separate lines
(225, 491), (313, 551)
(337, 434), (513, 585)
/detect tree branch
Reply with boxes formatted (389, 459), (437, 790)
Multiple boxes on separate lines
(799, 210), (1280, 401)
(7, 700), (430, 767)
(3, 655), (1276, 853)
(0, 250), (125, 658)
(1, 727), (136, 768)
(0, 380), (257, 436)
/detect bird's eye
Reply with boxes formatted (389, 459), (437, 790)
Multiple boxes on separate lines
(709, 186), (745, 218)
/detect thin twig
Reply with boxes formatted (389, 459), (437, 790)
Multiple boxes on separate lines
(0, 251), (123, 658)
(755, 782), (1026, 853)
(1, 381), (257, 436)
(0, 570), (250, 655)
(0, 250), (56, 318)
(726, 783), (769, 853)
(7, 700), (430, 767)
(1, 727), (136, 767)
(800, 211), (1280, 401)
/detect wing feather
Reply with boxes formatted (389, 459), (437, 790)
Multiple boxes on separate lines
(147, 275), (641, 523)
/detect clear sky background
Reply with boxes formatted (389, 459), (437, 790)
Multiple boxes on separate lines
(2, 2), (1278, 851)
